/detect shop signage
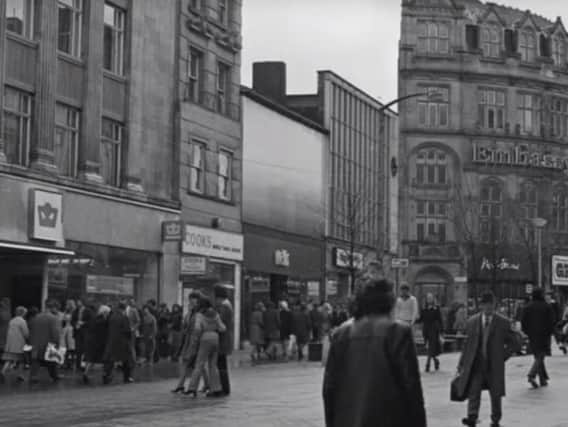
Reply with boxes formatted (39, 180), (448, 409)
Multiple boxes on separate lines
(250, 277), (270, 293)
(332, 248), (364, 270)
(472, 141), (568, 173)
(29, 189), (64, 242)
(182, 225), (244, 262)
(326, 280), (338, 296)
(180, 255), (207, 276)
(162, 221), (183, 241)
(274, 249), (290, 267)
(552, 255), (568, 286)
(391, 258), (409, 269)
(86, 275), (134, 296)
(525, 283), (534, 294)
(307, 281), (320, 298)
(480, 257), (520, 271)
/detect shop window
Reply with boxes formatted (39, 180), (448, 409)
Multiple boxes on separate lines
(6, 0), (35, 39)
(3, 86), (32, 166)
(57, 0), (82, 58)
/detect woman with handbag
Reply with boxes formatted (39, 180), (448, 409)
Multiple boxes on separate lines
(0, 306), (29, 383)
(420, 293), (443, 372)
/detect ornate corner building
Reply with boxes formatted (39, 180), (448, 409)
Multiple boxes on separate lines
(399, 0), (568, 308)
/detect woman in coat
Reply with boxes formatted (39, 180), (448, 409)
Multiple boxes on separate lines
(82, 305), (110, 384)
(291, 303), (312, 361)
(0, 306), (29, 382)
(263, 301), (280, 360)
(168, 304), (183, 362)
(419, 293), (443, 372)
(249, 302), (265, 362)
(61, 300), (76, 369)
(141, 305), (158, 365)
(0, 298), (11, 354)
(103, 302), (133, 384)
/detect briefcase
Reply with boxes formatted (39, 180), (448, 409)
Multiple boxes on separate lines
(450, 373), (467, 402)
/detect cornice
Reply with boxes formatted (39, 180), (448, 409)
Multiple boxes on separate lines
(184, 8), (241, 53)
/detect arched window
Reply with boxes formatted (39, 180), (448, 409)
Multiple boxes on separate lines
(415, 148), (448, 185)
(480, 180), (504, 242)
(552, 188), (568, 232)
(519, 29), (537, 62)
(552, 35), (566, 67)
(481, 25), (501, 58)
(520, 182), (538, 241)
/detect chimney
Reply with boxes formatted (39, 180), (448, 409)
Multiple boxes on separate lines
(252, 62), (287, 105)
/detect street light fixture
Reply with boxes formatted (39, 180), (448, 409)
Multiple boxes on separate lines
(531, 217), (548, 290)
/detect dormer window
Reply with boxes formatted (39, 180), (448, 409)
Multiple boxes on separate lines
(519, 29), (537, 62)
(482, 26), (501, 58)
(552, 36), (566, 66)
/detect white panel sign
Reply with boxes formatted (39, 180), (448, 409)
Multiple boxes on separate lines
(30, 189), (64, 242)
(182, 225), (244, 261)
(552, 255), (568, 286)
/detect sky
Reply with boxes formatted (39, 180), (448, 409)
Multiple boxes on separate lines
(242, 0), (568, 104)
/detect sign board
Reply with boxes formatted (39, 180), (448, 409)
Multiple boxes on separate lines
(86, 275), (134, 296)
(29, 189), (64, 242)
(182, 225), (244, 261)
(552, 255), (568, 286)
(525, 283), (534, 294)
(332, 248), (364, 270)
(180, 255), (207, 276)
(307, 281), (320, 298)
(454, 276), (468, 283)
(250, 277), (270, 293)
(391, 258), (409, 269)
(162, 221), (183, 241)
(274, 249), (290, 267)
(326, 280), (338, 296)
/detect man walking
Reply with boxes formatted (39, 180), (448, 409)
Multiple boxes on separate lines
(522, 288), (555, 388)
(103, 302), (134, 384)
(214, 285), (233, 396)
(454, 292), (518, 427)
(395, 284), (419, 326)
(29, 300), (62, 384)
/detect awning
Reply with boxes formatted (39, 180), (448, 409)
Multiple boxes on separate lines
(0, 241), (75, 256)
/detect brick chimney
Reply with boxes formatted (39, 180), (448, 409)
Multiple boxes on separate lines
(252, 62), (287, 105)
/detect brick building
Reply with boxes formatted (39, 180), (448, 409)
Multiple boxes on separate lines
(399, 0), (568, 309)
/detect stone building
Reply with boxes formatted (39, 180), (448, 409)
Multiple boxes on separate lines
(399, 0), (568, 309)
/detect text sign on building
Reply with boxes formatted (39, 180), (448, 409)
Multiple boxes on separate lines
(391, 258), (409, 269)
(525, 283), (534, 294)
(326, 280), (338, 296)
(86, 275), (134, 296)
(182, 225), (244, 261)
(332, 248), (364, 270)
(552, 255), (568, 286)
(162, 221), (183, 241)
(180, 256), (207, 276)
(29, 189), (64, 242)
(307, 281), (320, 298)
(274, 249), (290, 267)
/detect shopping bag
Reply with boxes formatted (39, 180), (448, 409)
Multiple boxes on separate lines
(44, 343), (66, 365)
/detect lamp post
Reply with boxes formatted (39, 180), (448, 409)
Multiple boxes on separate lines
(531, 218), (548, 290)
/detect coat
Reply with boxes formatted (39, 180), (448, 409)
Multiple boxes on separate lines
(323, 316), (426, 427)
(142, 313), (157, 340)
(279, 309), (293, 339)
(292, 310), (312, 345)
(179, 310), (199, 363)
(193, 308), (226, 344)
(521, 300), (556, 355)
(0, 306), (11, 349)
(217, 299), (234, 355)
(420, 306), (443, 357)
(29, 311), (61, 360)
(4, 316), (29, 354)
(455, 313), (518, 398)
(84, 314), (109, 364)
(249, 310), (264, 345)
(263, 309), (280, 341)
(104, 311), (132, 362)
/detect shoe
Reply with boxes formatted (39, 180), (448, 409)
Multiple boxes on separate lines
(561, 346), (567, 355)
(540, 380), (548, 387)
(183, 390), (197, 398)
(205, 391), (224, 398)
(528, 377), (539, 389)
(124, 377), (134, 384)
(490, 423), (501, 427)
(16, 375), (25, 383)
(199, 388), (210, 394)
(171, 386), (184, 394)
(82, 374), (91, 385)
(103, 376), (112, 385)
(461, 417), (476, 427)
(434, 359), (440, 371)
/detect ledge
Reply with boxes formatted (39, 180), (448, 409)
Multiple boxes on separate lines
(185, 189), (237, 207)
(6, 32), (38, 49)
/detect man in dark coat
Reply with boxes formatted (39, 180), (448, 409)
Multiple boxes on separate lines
(455, 292), (518, 427)
(214, 285), (233, 396)
(29, 300), (62, 383)
(522, 288), (556, 388)
(103, 302), (134, 384)
(72, 299), (94, 370)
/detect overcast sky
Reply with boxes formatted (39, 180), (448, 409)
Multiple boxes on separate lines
(242, 0), (568, 104)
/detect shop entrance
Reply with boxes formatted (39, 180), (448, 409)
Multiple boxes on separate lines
(0, 250), (45, 312)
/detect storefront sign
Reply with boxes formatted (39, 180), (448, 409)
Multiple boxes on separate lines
(472, 141), (568, 173)
(162, 221), (183, 241)
(86, 275), (134, 296)
(525, 283), (534, 294)
(274, 249), (290, 267)
(250, 277), (270, 293)
(180, 256), (207, 275)
(307, 281), (320, 298)
(332, 248), (364, 270)
(29, 189), (64, 242)
(391, 258), (409, 269)
(480, 257), (520, 271)
(287, 280), (302, 295)
(326, 280), (338, 296)
(552, 255), (568, 286)
(182, 225), (244, 261)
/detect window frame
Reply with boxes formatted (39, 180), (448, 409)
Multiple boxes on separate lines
(186, 47), (203, 104)
(218, 0), (228, 25)
(6, 0), (35, 39)
(552, 189), (568, 233)
(216, 61), (230, 115)
(415, 200), (448, 243)
(479, 180), (504, 243)
(481, 25), (501, 58)
(103, 2), (126, 76)
(551, 97), (568, 139)
(517, 92), (542, 135)
(417, 87), (449, 129)
(101, 117), (123, 187)
(519, 183), (538, 242)
(3, 86), (32, 167)
(417, 21), (450, 55)
(415, 148), (449, 186)
(478, 87), (506, 130)
(54, 103), (80, 178)
(57, 0), (83, 58)
(189, 140), (206, 194)
(519, 29), (537, 62)
(217, 149), (232, 201)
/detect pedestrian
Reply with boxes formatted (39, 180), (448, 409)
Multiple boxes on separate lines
(126, 299), (141, 364)
(28, 300), (62, 384)
(250, 302), (265, 362)
(321, 303), (333, 335)
(169, 304), (183, 362)
(61, 300), (76, 369)
(184, 297), (226, 398)
(521, 288), (556, 389)
(103, 302), (134, 385)
(142, 305), (158, 365)
(545, 292), (564, 354)
(395, 284), (419, 326)
(0, 298), (12, 356)
(82, 305), (110, 384)
(309, 302), (323, 342)
(71, 299), (93, 371)
(214, 285), (234, 396)
(420, 293), (443, 373)
(157, 303), (171, 358)
(323, 279), (426, 427)
(263, 301), (280, 361)
(291, 303), (311, 361)
(23, 306), (39, 369)
(278, 301), (292, 360)
(146, 299), (160, 363)
(0, 306), (29, 383)
(454, 292), (519, 427)
(453, 305), (467, 334)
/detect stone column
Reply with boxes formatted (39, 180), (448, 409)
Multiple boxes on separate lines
(0, 0), (7, 163)
(30, 0), (58, 173)
(78, 0), (104, 183)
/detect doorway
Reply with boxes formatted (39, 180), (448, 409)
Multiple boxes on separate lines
(0, 251), (45, 313)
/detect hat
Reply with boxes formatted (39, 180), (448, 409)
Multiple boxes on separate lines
(480, 292), (495, 304)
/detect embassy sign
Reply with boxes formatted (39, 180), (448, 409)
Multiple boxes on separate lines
(29, 189), (64, 243)
(472, 141), (568, 173)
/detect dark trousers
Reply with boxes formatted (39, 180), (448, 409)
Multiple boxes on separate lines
(75, 330), (85, 369)
(528, 352), (549, 383)
(103, 360), (132, 382)
(217, 354), (230, 395)
(467, 365), (502, 425)
(30, 359), (59, 382)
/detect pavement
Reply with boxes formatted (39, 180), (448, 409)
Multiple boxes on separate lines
(1, 350), (568, 427)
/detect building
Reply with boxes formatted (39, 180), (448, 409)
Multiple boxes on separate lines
(175, 0), (243, 347)
(399, 0), (568, 308)
(0, 0), (180, 309)
(250, 62), (398, 301)
(241, 82), (328, 340)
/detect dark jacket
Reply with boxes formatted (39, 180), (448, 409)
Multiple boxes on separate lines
(420, 306), (443, 357)
(522, 300), (556, 355)
(456, 313), (518, 398)
(104, 310), (132, 362)
(0, 306), (10, 350)
(323, 316), (426, 427)
(29, 311), (61, 360)
(263, 308), (280, 341)
(279, 309), (293, 339)
(292, 310), (312, 345)
(84, 314), (109, 364)
(217, 299), (234, 355)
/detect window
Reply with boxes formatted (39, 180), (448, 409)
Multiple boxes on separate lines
(186, 48), (203, 103)
(479, 88), (506, 130)
(417, 87), (449, 128)
(3, 87), (32, 166)
(481, 26), (501, 58)
(103, 3), (125, 75)
(217, 150), (232, 200)
(520, 183), (537, 242)
(6, 0), (34, 39)
(552, 98), (568, 139)
(415, 149), (448, 186)
(517, 93), (542, 135)
(57, 0), (82, 57)
(189, 142), (205, 194)
(218, 0), (228, 25)
(101, 118), (122, 186)
(54, 104), (80, 177)
(552, 36), (566, 66)
(519, 29), (536, 62)
(553, 189), (568, 232)
(216, 62), (230, 115)
(416, 200), (448, 243)
(417, 22), (450, 54)
(480, 180), (504, 242)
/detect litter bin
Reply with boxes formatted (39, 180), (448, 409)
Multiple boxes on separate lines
(308, 342), (323, 362)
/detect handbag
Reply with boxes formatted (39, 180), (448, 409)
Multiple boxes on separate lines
(44, 343), (66, 365)
(450, 371), (467, 402)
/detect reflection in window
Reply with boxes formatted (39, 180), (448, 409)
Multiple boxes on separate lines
(6, 0), (34, 39)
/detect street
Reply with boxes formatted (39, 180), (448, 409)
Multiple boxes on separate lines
(1, 351), (568, 427)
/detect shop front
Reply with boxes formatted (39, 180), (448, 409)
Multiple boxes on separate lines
(324, 245), (365, 302)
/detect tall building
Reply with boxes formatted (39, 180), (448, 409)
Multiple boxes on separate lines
(0, 0), (179, 308)
(399, 0), (568, 308)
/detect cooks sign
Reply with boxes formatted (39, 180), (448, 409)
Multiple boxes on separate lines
(182, 225), (244, 262)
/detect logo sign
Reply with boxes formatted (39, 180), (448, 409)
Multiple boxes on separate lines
(86, 275), (134, 296)
(480, 257), (520, 271)
(29, 189), (64, 242)
(332, 248), (364, 270)
(391, 258), (409, 269)
(274, 249), (290, 267)
(182, 225), (244, 261)
(525, 283), (534, 294)
(162, 221), (183, 241)
(180, 256), (207, 276)
(552, 255), (568, 286)
(326, 280), (338, 296)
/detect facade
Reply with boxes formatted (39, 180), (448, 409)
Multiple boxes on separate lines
(0, 0), (180, 309)
(241, 85), (328, 340)
(176, 0), (243, 348)
(399, 0), (568, 309)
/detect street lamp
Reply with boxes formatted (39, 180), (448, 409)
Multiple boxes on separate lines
(531, 217), (548, 290)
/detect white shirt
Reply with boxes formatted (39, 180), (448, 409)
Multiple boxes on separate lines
(395, 295), (419, 324)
